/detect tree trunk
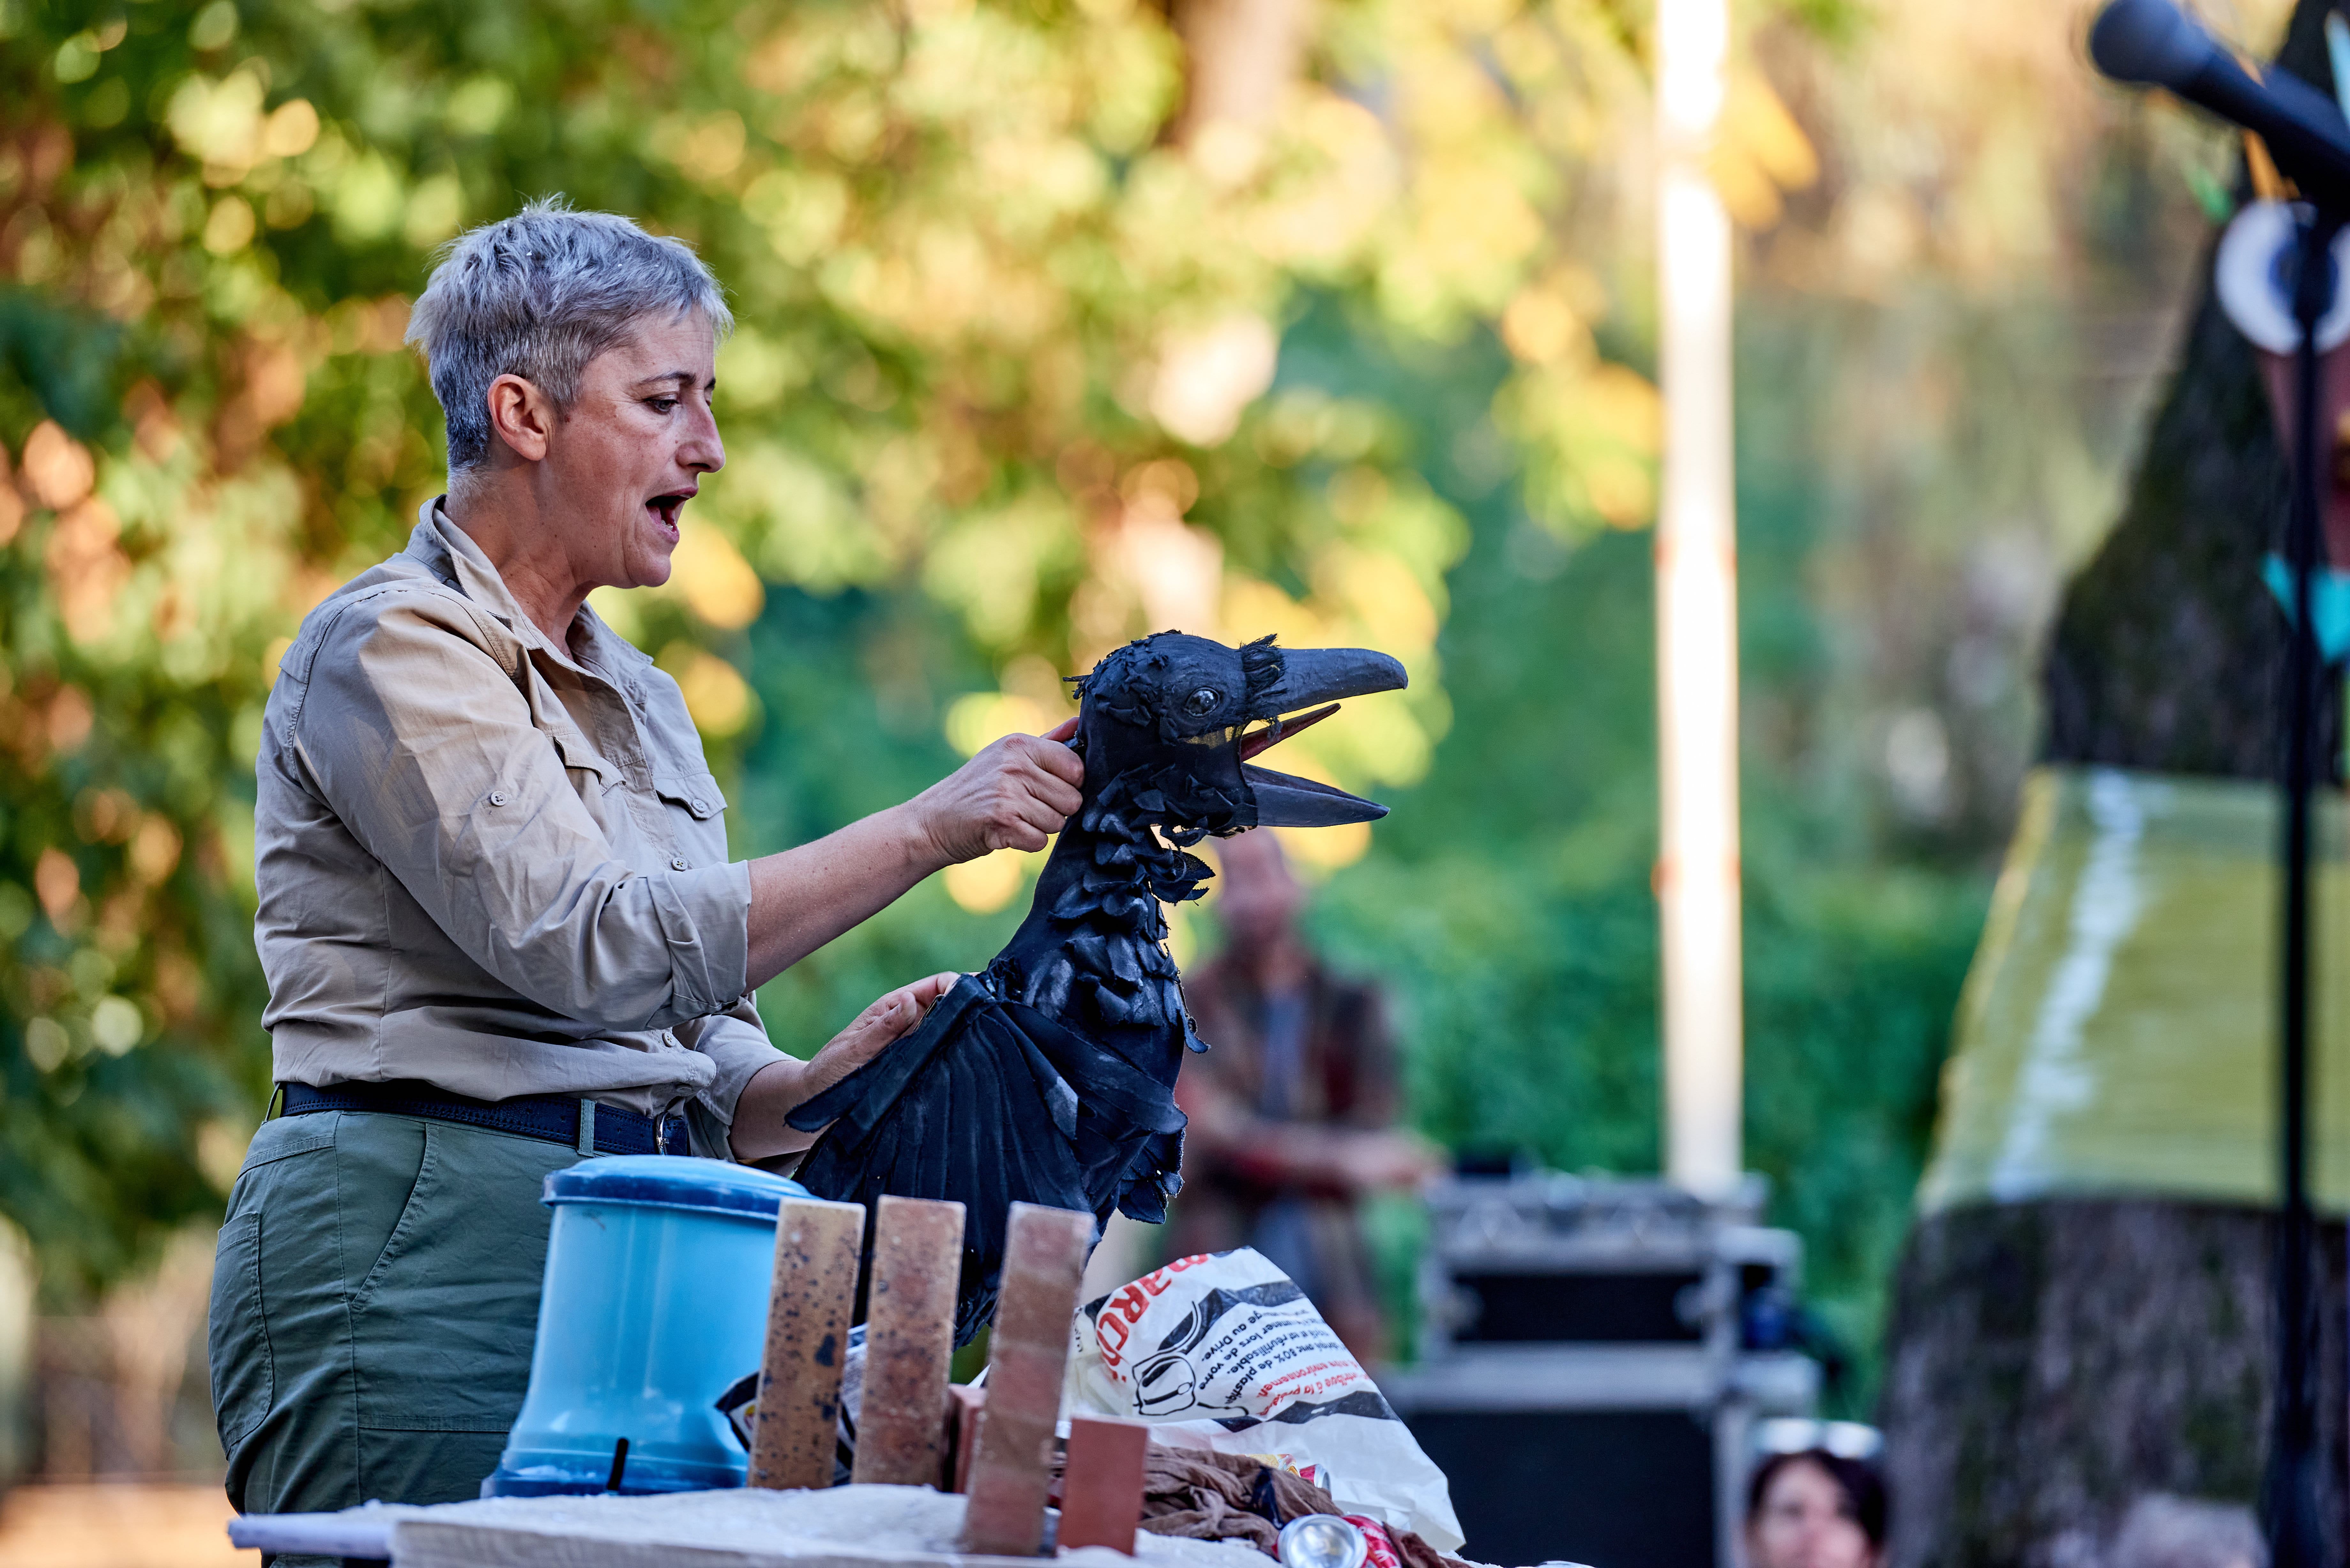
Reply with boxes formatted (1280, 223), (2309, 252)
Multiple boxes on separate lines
(1883, 1202), (2346, 1566)
(1880, 3), (2350, 1563)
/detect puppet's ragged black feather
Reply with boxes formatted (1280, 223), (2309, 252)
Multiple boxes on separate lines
(789, 632), (1407, 1344)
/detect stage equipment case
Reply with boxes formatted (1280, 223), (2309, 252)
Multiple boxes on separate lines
(1381, 1172), (1818, 1568)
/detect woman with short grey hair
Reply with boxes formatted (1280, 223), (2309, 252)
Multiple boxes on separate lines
(207, 200), (1085, 1528)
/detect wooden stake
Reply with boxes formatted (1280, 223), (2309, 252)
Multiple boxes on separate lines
(961, 1203), (1093, 1556)
(749, 1196), (866, 1491)
(851, 1195), (965, 1487)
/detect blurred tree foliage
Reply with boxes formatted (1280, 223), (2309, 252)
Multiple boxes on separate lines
(0, 0), (1736, 1304)
(744, 296), (1990, 1405)
(0, 0), (2225, 1420)
(724, 0), (2260, 1406)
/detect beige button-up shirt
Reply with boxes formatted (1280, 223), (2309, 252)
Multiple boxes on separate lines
(254, 502), (785, 1154)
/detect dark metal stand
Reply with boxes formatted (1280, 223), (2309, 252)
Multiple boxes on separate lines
(2264, 204), (2336, 1568)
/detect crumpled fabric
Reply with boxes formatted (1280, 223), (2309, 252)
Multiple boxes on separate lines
(1066, 1448), (1459, 1568)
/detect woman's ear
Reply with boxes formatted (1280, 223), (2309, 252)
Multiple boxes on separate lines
(484, 373), (557, 463)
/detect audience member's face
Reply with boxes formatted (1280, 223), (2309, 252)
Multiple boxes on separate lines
(1215, 830), (1304, 950)
(1747, 1459), (1879, 1568)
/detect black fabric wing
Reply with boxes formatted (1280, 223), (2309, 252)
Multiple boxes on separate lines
(787, 974), (1187, 1346)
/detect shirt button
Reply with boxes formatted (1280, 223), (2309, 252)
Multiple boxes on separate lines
(690, 798), (709, 815)
(670, 856), (689, 871)
(489, 791), (509, 807)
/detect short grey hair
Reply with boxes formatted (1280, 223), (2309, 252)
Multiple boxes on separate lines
(405, 197), (733, 473)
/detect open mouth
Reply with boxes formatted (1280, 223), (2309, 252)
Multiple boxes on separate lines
(1230, 648), (1407, 829)
(644, 491), (694, 538)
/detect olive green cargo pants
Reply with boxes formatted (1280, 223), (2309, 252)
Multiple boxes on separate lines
(208, 1110), (580, 1524)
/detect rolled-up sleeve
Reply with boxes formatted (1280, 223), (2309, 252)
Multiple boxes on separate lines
(292, 592), (754, 1033)
(678, 995), (789, 1155)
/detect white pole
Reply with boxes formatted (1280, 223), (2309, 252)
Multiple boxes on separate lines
(1655, 0), (1743, 1199)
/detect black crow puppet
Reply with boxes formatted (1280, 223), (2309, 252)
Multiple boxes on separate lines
(788, 632), (1406, 1343)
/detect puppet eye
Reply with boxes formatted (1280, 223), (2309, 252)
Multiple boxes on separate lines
(1183, 687), (1221, 716)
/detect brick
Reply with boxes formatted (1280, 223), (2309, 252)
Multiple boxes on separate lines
(960, 1203), (1093, 1556)
(749, 1196), (866, 1492)
(851, 1195), (966, 1487)
(1056, 1416), (1150, 1554)
(946, 1383), (988, 1494)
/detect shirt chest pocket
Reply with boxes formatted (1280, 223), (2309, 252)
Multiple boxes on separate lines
(654, 772), (730, 863)
(532, 726), (636, 853)
(543, 723), (621, 793)
(513, 662), (622, 794)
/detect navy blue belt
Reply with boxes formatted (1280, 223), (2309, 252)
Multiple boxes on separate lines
(277, 1080), (686, 1157)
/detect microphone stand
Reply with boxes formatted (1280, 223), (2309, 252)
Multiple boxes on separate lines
(2265, 202), (2333, 1568)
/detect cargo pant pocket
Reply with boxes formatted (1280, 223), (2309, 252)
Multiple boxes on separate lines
(208, 1212), (272, 1447)
(347, 1118), (570, 1436)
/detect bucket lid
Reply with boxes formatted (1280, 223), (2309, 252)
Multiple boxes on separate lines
(542, 1155), (810, 1220)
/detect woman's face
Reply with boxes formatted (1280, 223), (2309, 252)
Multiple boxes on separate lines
(1746, 1458), (1879, 1568)
(544, 310), (724, 596)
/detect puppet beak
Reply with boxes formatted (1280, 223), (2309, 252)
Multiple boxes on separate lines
(1241, 763), (1391, 826)
(1261, 647), (1407, 714)
(1236, 647), (1406, 827)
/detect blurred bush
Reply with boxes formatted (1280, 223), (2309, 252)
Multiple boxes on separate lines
(0, 0), (1678, 1304)
(0, 0), (2257, 1427)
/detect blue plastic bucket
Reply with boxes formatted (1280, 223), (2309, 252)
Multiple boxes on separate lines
(483, 1155), (809, 1497)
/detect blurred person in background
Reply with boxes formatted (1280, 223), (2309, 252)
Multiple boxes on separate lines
(1172, 829), (1441, 1360)
(209, 201), (1085, 1534)
(1745, 1449), (1887, 1568)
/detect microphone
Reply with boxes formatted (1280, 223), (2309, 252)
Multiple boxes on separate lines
(2090, 0), (2350, 210)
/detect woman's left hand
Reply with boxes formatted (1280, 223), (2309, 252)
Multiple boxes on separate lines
(728, 972), (961, 1161)
(803, 971), (960, 1097)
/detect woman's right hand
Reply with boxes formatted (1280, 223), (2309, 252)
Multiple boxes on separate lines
(907, 719), (1084, 863)
(740, 720), (1081, 992)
